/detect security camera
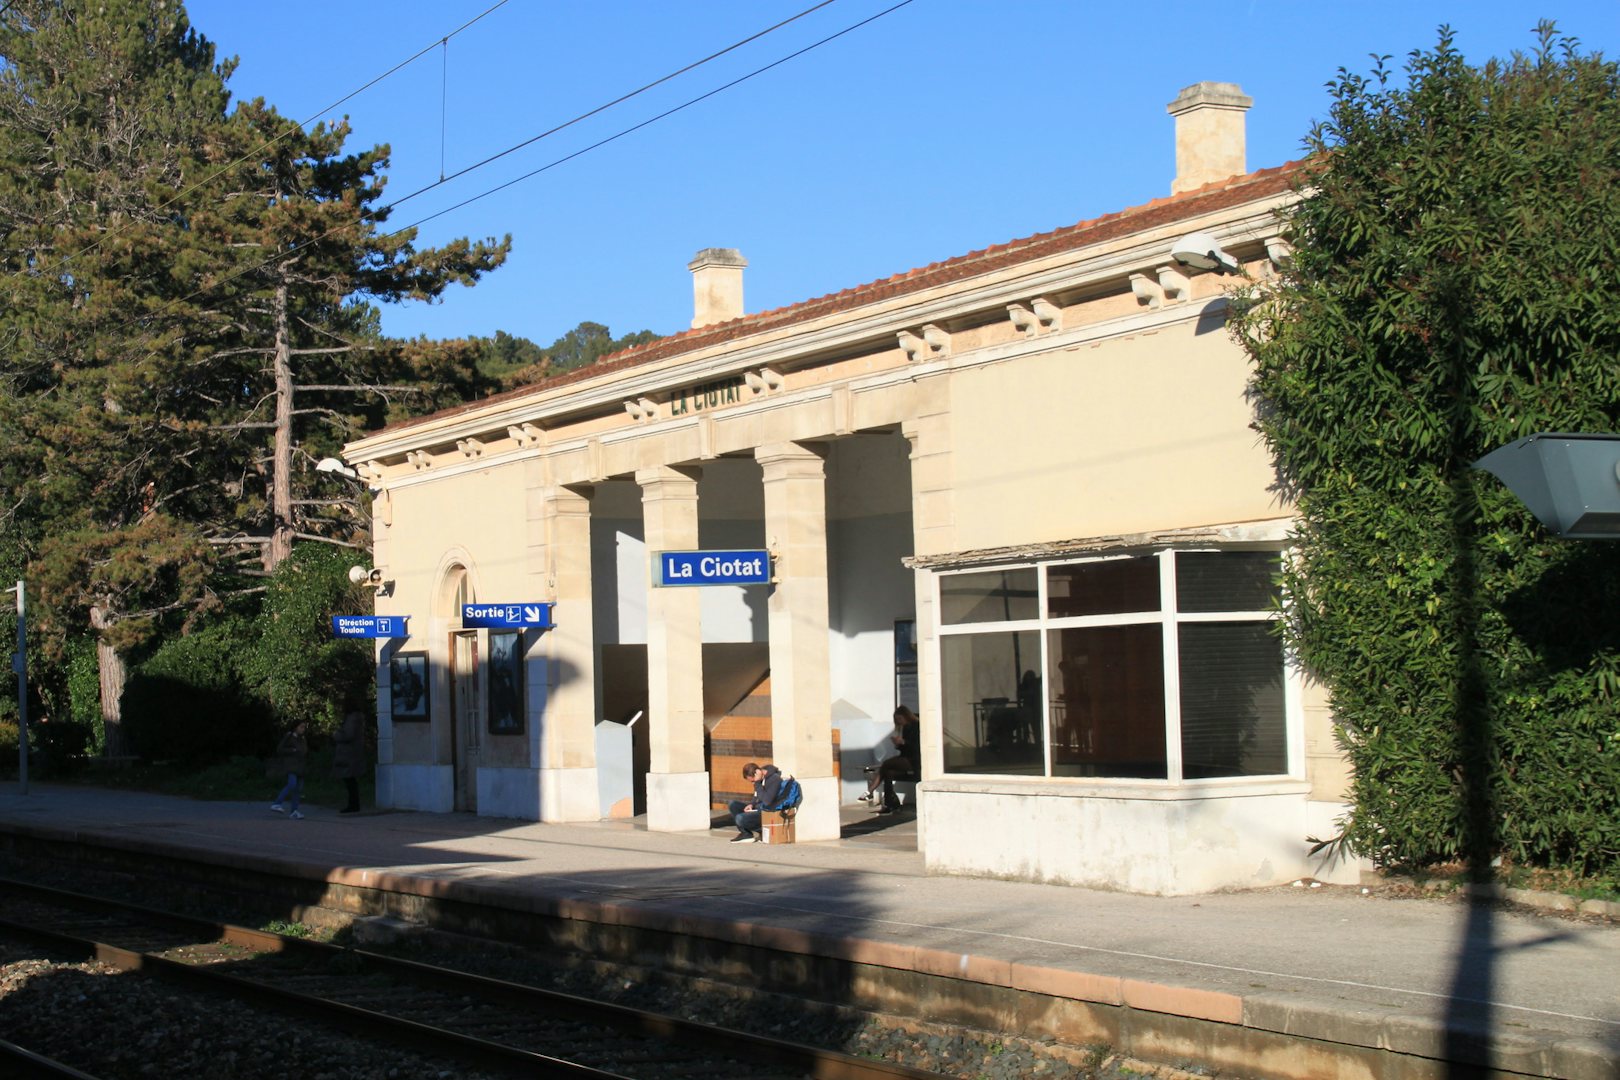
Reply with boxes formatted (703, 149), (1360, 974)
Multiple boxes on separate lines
(1170, 231), (1240, 275)
(348, 565), (384, 586)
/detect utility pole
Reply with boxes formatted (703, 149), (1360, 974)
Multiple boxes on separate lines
(7, 580), (26, 794)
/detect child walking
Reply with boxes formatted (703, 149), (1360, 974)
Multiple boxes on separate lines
(269, 721), (308, 820)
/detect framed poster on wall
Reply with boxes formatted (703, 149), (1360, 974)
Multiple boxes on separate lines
(389, 652), (429, 722)
(487, 631), (524, 734)
(894, 619), (919, 714)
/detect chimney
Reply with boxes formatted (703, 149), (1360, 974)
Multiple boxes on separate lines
(1167, 82), (1252, 194)
(688, 247), (747, 329)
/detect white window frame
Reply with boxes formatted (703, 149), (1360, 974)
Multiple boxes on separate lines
(933, 546), (1302, 785)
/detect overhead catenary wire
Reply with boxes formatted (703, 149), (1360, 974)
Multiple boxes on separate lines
(400, 0), (839, 209)
(388, 0), (919, 234)
(159, 0), (916, 333)
(8, 0), (514, 288)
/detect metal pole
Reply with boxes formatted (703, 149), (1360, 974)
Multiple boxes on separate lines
(9, 580), (25, 794)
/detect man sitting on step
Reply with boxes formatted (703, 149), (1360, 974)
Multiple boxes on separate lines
(727, 761), (783, 843)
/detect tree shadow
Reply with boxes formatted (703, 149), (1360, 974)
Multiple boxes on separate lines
(1444, 329), (1498, 1077)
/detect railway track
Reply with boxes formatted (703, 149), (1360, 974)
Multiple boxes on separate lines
(0, 877), (953, 1080)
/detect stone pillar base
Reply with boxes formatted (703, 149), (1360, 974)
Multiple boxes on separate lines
(646, 770), (714, 832)
(376, 763), (453, 813)
(539, 767), (601, 823)
(792, 775), (842, 842)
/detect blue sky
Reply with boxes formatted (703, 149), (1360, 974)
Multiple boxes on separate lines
(182, 0), (1619, 347)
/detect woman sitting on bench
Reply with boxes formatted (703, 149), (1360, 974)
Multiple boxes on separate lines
(860, 705), (920, 810)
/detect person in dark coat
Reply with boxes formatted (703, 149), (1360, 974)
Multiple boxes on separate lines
(270, 722), (308, 820)
(332, 706), (366, 814)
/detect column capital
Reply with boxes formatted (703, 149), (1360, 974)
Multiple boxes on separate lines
(755, 441), (827, 477)
(545, 483), (594, 515)
(635, 463), (702, 496)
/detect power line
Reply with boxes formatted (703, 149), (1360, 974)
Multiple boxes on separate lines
(16, 0), (514, 286)
(166, 0), (910, 326)
(404, 0), (917, 228)
(405, 0), (839, 209)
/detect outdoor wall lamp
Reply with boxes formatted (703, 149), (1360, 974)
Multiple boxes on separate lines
(1170, 231), (1241, 275)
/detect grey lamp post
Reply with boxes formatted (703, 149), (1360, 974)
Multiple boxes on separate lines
(1472, 433), (1620, 539)
(7, 580), (26, 794)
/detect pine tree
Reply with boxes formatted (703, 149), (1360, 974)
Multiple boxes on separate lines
(0, 0), (237, 753)
(180, 98), (508, 568)
(0, 1), (510, 753)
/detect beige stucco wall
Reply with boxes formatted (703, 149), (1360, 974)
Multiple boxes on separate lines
(944, 320), (1281, 555)
(380, 463), (530, 767)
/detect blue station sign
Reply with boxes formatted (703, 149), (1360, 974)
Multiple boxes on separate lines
(331, 615), (410, 639)
(655, 549), (771, 587)
(462, 602), (555, 629)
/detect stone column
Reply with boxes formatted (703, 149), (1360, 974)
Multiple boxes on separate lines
(637, 464), (710, 831)
(903, 412), (950, 859)
(756, 442), (838, 842)
(538, 482), (600, 820)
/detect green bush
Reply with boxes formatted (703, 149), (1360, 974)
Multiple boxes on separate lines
(240, 544), (373, 736)
(31, 718), (92, 775)
(65, 635), (104, 751)
(122, 617), (276, 765)
(1235, 26), (1620, 877)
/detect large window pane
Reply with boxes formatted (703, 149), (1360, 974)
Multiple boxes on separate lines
(1178, 622), (1286, 777)
(1047, 556), (1159, 618)
(941, 568), (1039, 625)
(940, 631), (1043, 774)
(1175, 551), (1280, 613)
(1047, 625), (1167, 778)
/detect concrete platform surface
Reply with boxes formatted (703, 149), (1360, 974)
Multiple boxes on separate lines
(1, 784), (1616, 1076)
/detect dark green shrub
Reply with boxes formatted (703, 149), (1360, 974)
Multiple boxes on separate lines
(240, 544), (373, 735)
(31, 718), (91, 775)
(1235, 26), (1620, 877)
(122, 617), (276, 765)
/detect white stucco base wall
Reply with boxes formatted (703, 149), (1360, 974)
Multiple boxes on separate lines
(474, 768), (602, 821)
(646, 770), (714, 832)
(539, 767), (602, 822)
(792, 776), (841, 842)
(920, 780), (1326, 896)
(376, 764), (453, 813)
(476, 767), (542, 820)
(1304, 798), (1375, 885)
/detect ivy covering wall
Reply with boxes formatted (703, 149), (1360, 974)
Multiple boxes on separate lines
(1234, 26), (1620, 878)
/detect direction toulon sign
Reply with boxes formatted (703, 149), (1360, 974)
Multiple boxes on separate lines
(331, 615), (410, 639)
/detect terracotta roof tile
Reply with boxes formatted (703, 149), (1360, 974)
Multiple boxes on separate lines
(373, 161), (1306, 440)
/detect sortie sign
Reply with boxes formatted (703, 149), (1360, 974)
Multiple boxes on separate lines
(655, 549), (771, 587)
(462, 603), (555, 629)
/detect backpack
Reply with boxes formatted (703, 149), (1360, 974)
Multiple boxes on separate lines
(766, 775), (803, 815)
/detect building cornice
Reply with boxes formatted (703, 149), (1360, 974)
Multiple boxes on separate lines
(346, 164), (1303, 470)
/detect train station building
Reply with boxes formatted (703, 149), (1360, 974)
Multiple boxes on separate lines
(339, 82), (1366, 895)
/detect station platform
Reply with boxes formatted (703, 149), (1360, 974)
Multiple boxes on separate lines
(0, 783), (1615, 1079)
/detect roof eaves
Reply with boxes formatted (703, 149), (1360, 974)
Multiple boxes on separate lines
(371, 159), (1306, 441)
